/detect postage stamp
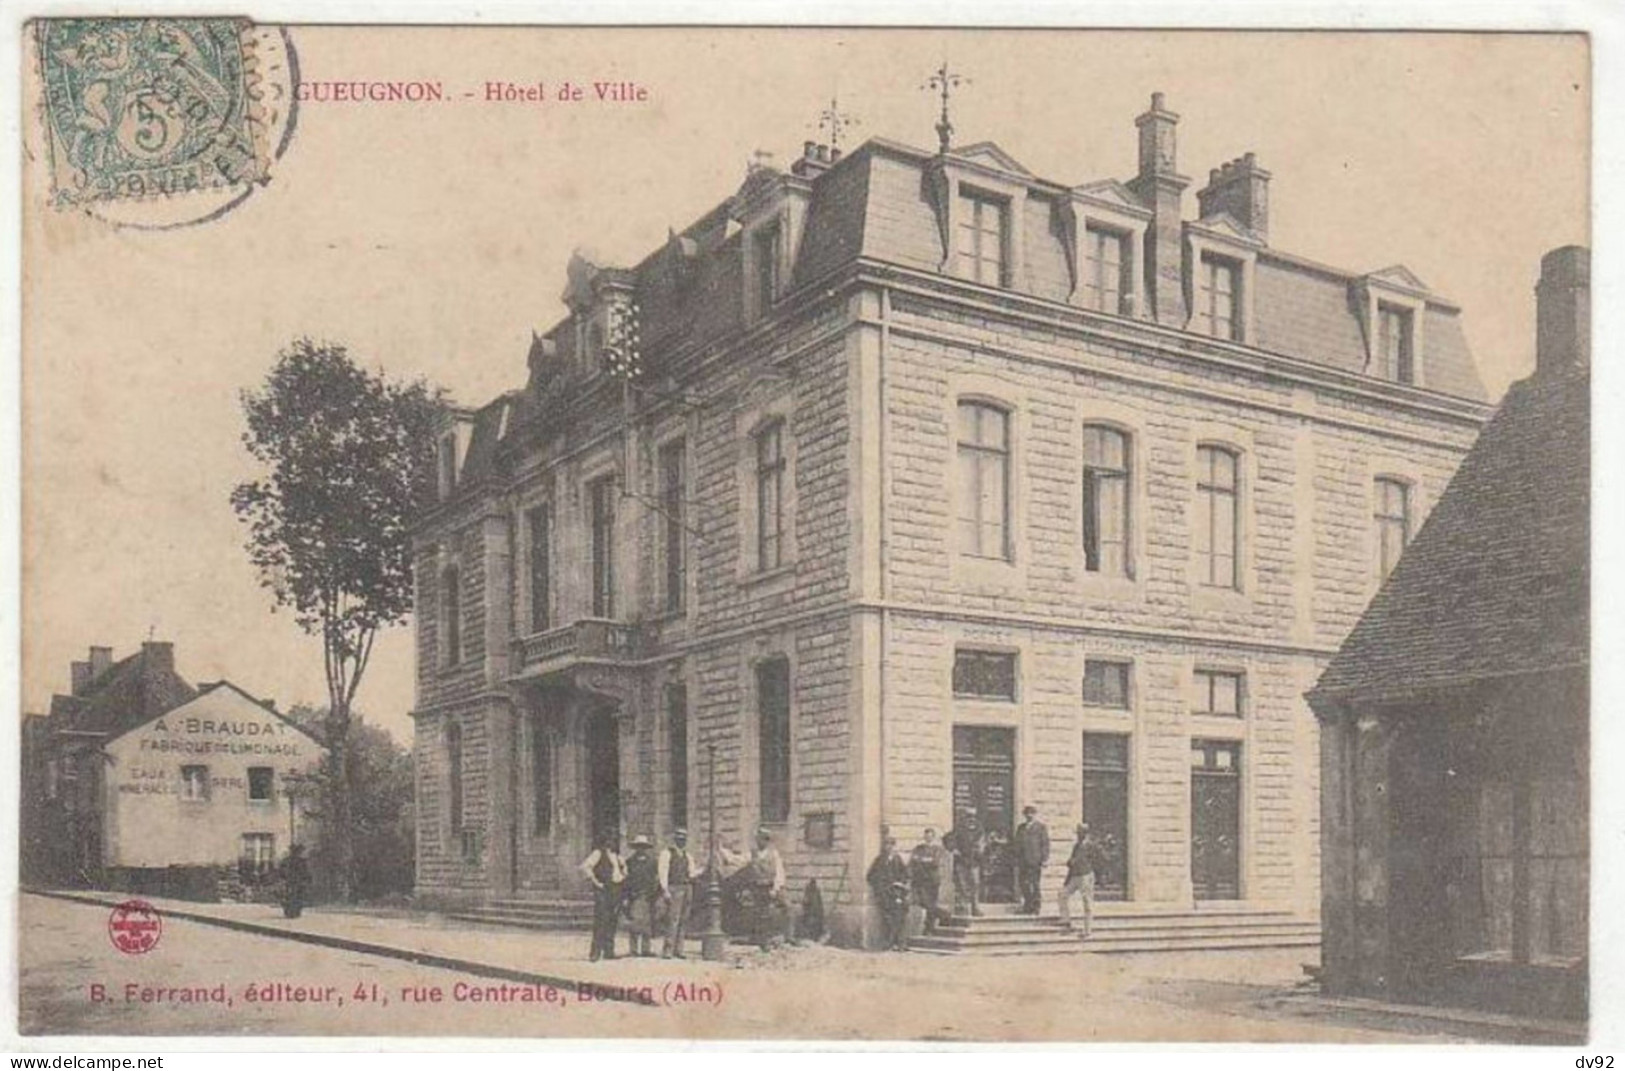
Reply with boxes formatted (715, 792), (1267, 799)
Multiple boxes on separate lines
(33, 17), (295, 226)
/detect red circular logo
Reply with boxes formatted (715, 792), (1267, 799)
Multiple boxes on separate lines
(108, 900), (162, 955)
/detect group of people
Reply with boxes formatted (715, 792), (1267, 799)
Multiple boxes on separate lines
(578, 825), (790, 961)
(867, 806), (1109, 952)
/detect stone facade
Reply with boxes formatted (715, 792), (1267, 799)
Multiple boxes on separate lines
(411, 95), (1489, 943)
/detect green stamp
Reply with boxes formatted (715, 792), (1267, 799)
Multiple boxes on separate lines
(37, 18), (269, 206)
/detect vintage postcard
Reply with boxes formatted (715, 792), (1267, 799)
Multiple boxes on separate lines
(13, 18), (1594, 1046)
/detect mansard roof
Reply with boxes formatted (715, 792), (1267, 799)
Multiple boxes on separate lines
(1308, 365), (1589, 709)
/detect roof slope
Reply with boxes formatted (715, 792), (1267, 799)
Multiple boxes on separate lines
(1309, 365), (1588, 706)
(48, 647), (197, 737)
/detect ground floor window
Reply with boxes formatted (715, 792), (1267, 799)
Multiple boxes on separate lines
(1447, 772), (1587, 965)
(1081, 733), (1130, 899)
(240, 832), (276, 881)
(1190, 739), (1242, 900)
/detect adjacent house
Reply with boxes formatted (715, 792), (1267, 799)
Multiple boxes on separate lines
(1308, 246), (1589, 1019)
(411, 94), (1491, 944)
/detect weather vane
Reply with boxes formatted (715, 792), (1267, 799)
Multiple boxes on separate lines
(817, 95), (860, 150)
(922, 60), (970, 155)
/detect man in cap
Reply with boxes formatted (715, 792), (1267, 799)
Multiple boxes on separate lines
(1014, 804), (1050, 915)
(622, 834), (660, 957)
(579, 831), (627, 961)
(721, 827), (790, 950)
(908, 828), (949, 934)
(657, 828), (695, 959)
(1059, 823), (1109, 936)
(944, 809), (985, 917)
(868, 834), (912, 951)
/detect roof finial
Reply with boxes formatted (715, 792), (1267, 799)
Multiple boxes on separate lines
(922, 60), (970, 156)
(817, 94), (860, 151)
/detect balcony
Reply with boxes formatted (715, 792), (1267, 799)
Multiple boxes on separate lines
(511, 618), (647, 680)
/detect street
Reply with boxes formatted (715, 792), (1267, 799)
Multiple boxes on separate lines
(16, 893), (1557, 1042)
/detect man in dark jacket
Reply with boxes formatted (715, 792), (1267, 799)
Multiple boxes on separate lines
(908, 828), (949, 934)
(1014, 805), (1050, 915)
(280, 844), (311, 919)
(867, 835), (912, 951)
(945, 810), (985, 917)
(1059, 823), (1109, 935)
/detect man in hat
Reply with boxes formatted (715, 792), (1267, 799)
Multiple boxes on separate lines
(579, 832), (627, 961)
(1059, 823), (1109, 936)
(868, 834), (912, 951)
(1014, 804), (1050, 915)
(622, 834), (660, 957)
(944, 809), (985, 917)
(721, 827), (789, 950)
(908, 827), (949, 934)
(657, 828), (695, 959)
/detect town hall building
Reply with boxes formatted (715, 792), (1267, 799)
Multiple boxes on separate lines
(410, 94), (1490, 944)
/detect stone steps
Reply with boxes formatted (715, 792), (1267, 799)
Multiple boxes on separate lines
(911, 904), (1320, 956)
(445, 897), (595, 931)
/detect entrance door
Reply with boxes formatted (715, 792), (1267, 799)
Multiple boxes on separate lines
(1190, 739), (1241, 899)
(1082, 733), (1130, 900)
(586, 714), (621, 849)
(953, 725), (1016, 903)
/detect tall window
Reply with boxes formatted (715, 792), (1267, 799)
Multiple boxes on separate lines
(180, 765), (209, 802)
(1377, 304), (1415, 384)
(956, 401), (1010, 559)
(1196, 255), (1240, 341)
(755, 421), (786, 572)
(247, 767), (275, 802)
(757, 657), (791, 824)
(441, 564), (463, 665)
(445, 719), (464, 833)
(1083, 425), (1131, 576)
(953, 648), (1017, 701)
(1195, 445), (1241, 589)
(666, 683), (689, 829)
(531, 718), (552, 834)
(589, 476), (616, 617)
(527, 505), (551, 633)
(1083, 659), (1132, 709)
(752, 224), (781, 318)
(1084, 227), (1129, 314)
(956, 190), (1006, 285)
(660, 440), (687, 612)
(1374, 477), (1411, 581)
(1193, 669), (1245, 717)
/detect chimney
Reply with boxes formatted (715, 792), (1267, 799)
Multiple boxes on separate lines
(791, 140), (838, 178)
(1535, 245), (1589, 376)
(1196, 152), (1271, 241)
(141, 641), (175, 674)
(70, 661), (92, 696)
(1125, 92), (1190, 327)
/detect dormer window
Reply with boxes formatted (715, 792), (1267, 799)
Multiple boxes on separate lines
(1376, 304), (1415, 384)
(436, 433), (458, 499)
(1196, 255), (1241, 341)
(751, 223), (781, 320)
(956, 189), (1007, 286)
(1084, 226), (1131, 314)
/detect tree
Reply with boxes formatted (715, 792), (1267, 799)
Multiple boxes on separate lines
(232, 339), (444, 899)
(285, 704), (415, 902)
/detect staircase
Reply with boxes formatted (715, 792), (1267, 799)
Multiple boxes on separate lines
(910, 902), (1320, 956)
(444, 897), (595, 932)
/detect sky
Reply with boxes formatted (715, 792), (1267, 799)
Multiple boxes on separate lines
(19, 28), (1589, 744)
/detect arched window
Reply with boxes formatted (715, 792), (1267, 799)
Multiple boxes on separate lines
(957, 401), (1011, 559)
(441, 565), (462, 665)
(1374, 477), (1411, 581)
(445, 718), (464, 834)
(1083, 425), (1132, 576)
(1195, 445), (1240, 589)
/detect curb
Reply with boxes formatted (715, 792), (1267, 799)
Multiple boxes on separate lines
(25, 888), (656, 1007)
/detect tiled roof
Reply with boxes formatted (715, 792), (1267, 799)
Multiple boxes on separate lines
(49, 648), (196, 738)
(1308, 365), (1589, 707)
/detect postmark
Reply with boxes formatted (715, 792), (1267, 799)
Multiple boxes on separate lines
(34, 17), (297, 228)
(107, 899), (163, 955)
